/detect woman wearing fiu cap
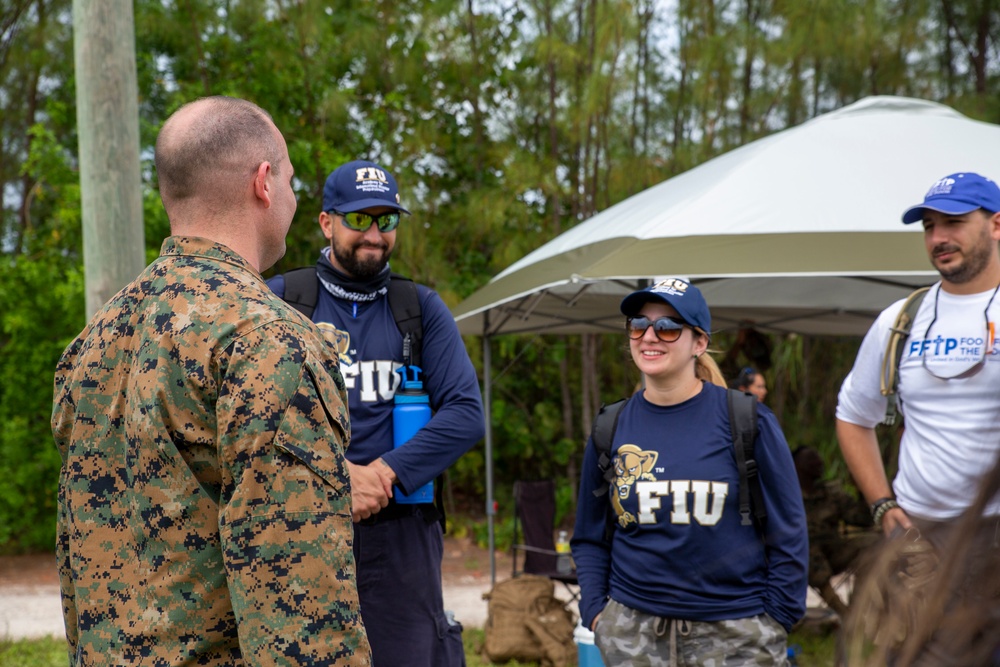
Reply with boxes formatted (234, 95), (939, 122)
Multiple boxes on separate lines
(572, 278), (808, 666)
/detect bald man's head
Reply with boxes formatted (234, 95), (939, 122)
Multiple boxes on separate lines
(155, 96), (283, 216)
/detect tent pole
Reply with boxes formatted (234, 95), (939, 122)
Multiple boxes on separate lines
(483, 314), (496, 587)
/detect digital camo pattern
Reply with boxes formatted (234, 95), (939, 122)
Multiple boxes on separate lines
(52, 237), (371, 666)
(595, 599), (788, 667)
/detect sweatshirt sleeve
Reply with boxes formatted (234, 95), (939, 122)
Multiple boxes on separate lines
(265, 274), (286, 299)
(379, 288), (484, 494)
(755, 407), (809, 631)
(571, 437), (613, 630)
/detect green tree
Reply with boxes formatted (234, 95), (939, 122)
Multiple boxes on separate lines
(0, 0), (79, 552)
(3, 0), (1000, 551)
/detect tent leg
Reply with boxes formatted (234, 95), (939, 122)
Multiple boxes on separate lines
(483, 328), (496, 587)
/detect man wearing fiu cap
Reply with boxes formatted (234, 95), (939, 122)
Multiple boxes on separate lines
(836, 173), (1000, 656)
(269, 160), (483, 666)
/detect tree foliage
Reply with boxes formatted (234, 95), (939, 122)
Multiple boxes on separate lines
(1, 0), (998, 551)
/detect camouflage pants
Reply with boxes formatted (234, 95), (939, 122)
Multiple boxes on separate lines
(594, 598), (789, 667)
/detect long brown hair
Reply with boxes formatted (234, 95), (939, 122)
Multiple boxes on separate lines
(843, 457), (1000, 666)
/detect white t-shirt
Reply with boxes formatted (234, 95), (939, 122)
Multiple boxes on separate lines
(837, 282), (1000, 520)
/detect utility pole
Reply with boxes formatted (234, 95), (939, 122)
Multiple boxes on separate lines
(73, 0), (145, 317)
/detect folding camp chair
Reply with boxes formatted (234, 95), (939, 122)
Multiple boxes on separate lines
(511, 479), (579, 603)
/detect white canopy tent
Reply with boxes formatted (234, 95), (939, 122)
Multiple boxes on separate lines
(451, 96), (1000, 581)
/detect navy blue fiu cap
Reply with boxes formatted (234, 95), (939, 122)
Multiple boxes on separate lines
(901, 172), (1000, 224)
(322, 160), (411, 214)
(620, 278), (711, 337)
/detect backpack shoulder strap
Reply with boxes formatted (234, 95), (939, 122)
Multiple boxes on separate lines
(591, 397), (629, 494)
(281, 268), (424, 368)
(282, 267), (319, 319)
(386, 275), (443, 527)
(590, 397), (629, 542)
(727, 388), (765, 530)
(879, 286), (930, 425)
(387, 273), (423, 368)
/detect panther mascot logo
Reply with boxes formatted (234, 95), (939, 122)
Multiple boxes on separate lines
(611, 444), (659, 527)
(316, 322), (353, 365)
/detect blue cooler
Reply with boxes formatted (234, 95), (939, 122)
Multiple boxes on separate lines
(574, 623), (604, 667)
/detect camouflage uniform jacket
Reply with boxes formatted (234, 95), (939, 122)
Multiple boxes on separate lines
(52, 236), (371, 666)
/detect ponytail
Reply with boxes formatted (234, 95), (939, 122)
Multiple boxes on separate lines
(693, 328), (726, 388)
(696, 353), (727, 388)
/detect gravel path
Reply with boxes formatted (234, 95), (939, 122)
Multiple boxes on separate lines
(0, 585), (63, 639)
(0, 578), (579, 640)
(0, 541), (834, 640)
(0, 538), (511, 640)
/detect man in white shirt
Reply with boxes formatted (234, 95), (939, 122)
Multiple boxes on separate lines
(837, 172), (1000, 532)
(836, 172), (1000, 661)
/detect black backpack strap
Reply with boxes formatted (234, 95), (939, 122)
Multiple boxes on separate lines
(590, 397), (629, 542)
(388, 274), (423, 368)
(281, 270), (423, 367)
(280, 268), (438, 521)
(282, 267), (320, 319)
(591, 398), (629, 496)
(386, 273), (441, 525)
(728, 388), (765, 530)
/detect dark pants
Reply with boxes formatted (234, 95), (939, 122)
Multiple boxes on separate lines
(353, 506), (465, 667)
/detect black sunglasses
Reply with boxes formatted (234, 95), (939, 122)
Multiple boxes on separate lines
(331, 210), (401, 233)
(626, 316), (688, 342)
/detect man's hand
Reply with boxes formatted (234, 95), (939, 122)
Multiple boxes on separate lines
(346, 459), (395, 522)
(882, 505), (913, 536)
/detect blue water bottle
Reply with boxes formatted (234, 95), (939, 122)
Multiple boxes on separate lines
(393, 362), (434, 504)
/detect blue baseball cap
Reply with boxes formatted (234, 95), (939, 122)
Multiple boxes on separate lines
(620, 278), (711, 337)
(322, 160), (411, 214)
(901, 172), (1000, 224)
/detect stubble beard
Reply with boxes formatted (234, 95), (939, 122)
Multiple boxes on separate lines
(332, 238), (392, 280)
(933, 227), (994, 285)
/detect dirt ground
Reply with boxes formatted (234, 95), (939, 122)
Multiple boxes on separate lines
(0, 552), (59, 588)
(0, 535), (510, 588)
(441, 535), (514, 585)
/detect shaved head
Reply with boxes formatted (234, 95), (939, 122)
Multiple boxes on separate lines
(155, 96), (283, 216)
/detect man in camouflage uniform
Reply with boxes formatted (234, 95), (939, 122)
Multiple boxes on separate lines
(52, 96), (371, 666)
(793, 446), (876, 617)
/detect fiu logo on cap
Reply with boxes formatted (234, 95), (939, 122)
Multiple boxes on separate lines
(926, 177), (956, 197)
(354, 166), (392, 194)
(355, 166), (388, 183)
(650, 278), (690, 297)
